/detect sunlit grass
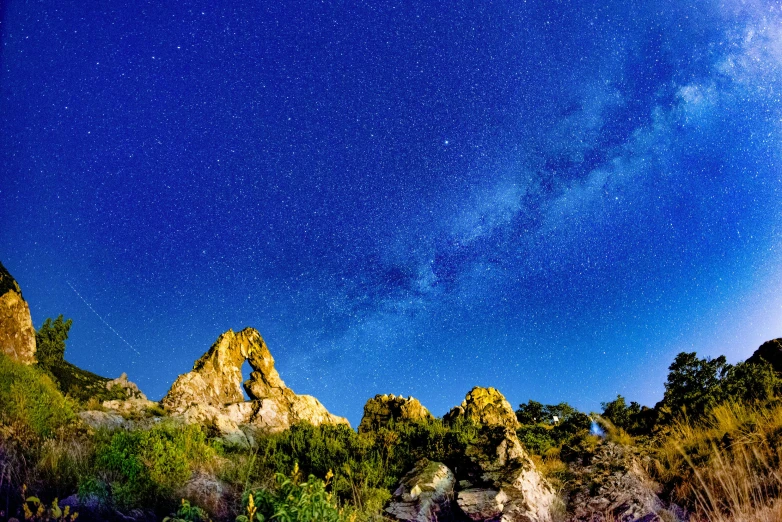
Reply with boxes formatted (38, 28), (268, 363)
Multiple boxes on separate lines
(654, 400), (782, 521)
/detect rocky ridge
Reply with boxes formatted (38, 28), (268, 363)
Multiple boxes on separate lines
(359, 394), (433, 433)
(0, 262), (36, 365)
(565, 442), (676, 522)
(384, 387), (557, 522)
(161, 327), (349, 442)
(444, 386), (520, 429)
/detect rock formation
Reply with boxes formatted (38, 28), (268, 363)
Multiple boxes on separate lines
(358, 394), (433, 433)
(565, 442), (672, 522)
(106, 372), (148, 400)
(748, 338), (782, 374)
(458, 426), (557, 522)
(385, 460), (455, 522)
(0, 261), (36, 365)
(387, 425), (557, 522)
(162, 327), (349, 440)
(444, 386), (520, 430)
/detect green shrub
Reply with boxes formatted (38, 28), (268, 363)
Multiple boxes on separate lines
(164, 498), (212, 522)
(0, 353), (74, 437)
(238, 465), (351, 522)
(84, 422), (215, 511)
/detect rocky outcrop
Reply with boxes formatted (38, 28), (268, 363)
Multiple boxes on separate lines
(161, 328), (349, 440)
(0, 262), (36, 365)
(386, 460), (455, 522)
(359, 394), (433, 433)
(565, 442), (672, 522)
(457, 426), (557, 522)
(78, 410), (127, 430)
(748, 338), (782, 374)
(444, 387), (520, 430)
(106, 372), (148, 400)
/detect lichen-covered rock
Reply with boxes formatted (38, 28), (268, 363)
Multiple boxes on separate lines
(565, 442), (672, 522)
(0, 262), (36, 365)
(444, 387), (520, 430)
(458, 426), (557, 522)
(386, 460), (455, 522)
(359, 394), (434, 433)
(162, 327), (349, 436)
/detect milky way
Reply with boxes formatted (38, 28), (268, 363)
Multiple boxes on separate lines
(2, 1), (781, 426)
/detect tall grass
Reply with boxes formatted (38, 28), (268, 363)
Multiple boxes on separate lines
(654, 400), (782, 521)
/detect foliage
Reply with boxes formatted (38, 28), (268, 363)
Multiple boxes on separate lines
(515, 400), (591, 460)
(82, 423), (215, 511)
(0, 353), (74, 437)
(657, 352), (781, 425)
(35, 316), (72, 369)
(599, 395), (655, 435)
(163, 499), (212, 522)
(653, 400), (782, 520)
(34, 317), (120, 403)
(20, 485), (78, 522)
(238, 465), (352, 522)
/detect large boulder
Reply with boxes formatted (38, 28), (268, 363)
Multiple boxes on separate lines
(444, 387), (520, 430)
(456, 426), (557, 522)
(386, 460), (455, 522)
(747, 338), (782, 374)
(0, 262), (36, 365)
(359, 394), (434, 433)
(162, 328), (349, 436)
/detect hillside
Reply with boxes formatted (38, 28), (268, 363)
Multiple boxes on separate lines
(1, 263), (781, 522)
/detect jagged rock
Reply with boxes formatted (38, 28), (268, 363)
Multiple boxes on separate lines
(566, 442), (671, 522)
(748, 338), (782, 374)
(162, 327), (349, 436)
(458, 426), (557, 522)
(445, 387), (520, 430)
(78, 410), (127, 430)
(103, 398), (157, 416)
(359, 394), (434, 433)
(386, 460), (455, 522)
(457, 488), (507, 521)
(106, 372), (148, 400)
(0, 262), (36, 365)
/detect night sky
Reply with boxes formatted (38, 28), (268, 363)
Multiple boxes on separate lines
(2, 0), (781, 427)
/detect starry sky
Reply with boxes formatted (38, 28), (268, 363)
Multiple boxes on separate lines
(2, 0), (781, 427)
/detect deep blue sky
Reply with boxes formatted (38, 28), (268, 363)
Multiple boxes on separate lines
(2, 0), (781, 427)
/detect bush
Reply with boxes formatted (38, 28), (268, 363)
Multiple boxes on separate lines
(83, 422), (216, 511)
(0, 353), (74, 437)
(238, 465), (352, 522)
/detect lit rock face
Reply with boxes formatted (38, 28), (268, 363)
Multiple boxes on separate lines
(385, 460), (455, 522)
(358, 394), (434, 433)
(0, 262), (36, 365)
(444, 387), (520, 430)
(566, 442), (667, 522)
(162, 327), (349, 440)
(458, 426), (557, 522)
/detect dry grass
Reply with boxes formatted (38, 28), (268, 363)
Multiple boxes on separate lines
(654, 400), (782, 521)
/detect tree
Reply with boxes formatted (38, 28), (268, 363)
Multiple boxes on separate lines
(516, 400), (546, 425)
(35, 315), (72, 369)
(660, 352), (729, 421)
